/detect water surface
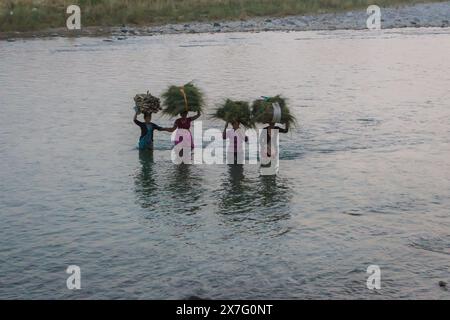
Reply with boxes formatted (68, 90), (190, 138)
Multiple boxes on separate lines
(1, 28), (450, 299)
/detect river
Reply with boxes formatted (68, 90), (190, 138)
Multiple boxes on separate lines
(0, 28), (449, 299)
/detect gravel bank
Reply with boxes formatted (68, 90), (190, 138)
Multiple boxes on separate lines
(1, 1), (450, 41)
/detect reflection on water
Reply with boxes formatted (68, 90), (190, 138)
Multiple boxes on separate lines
(134, 150), (156, 209)
(218, 165), (248, 215)
(258, 175), (290, 208)
(135, 154), (204, 215)
(228, 164), (245, 186)
(166, 164), (203, 214)
(218, 165), (291, 231)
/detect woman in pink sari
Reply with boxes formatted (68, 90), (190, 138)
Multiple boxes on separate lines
(168, 110), (201, 149)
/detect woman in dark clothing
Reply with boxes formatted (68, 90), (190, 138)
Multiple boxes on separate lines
(222, 120), (249, 164)
(262, 122), (289, 157)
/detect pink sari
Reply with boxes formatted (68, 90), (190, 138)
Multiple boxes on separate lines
(174, 117), (194, 149)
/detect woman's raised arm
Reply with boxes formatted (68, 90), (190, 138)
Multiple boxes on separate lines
(190, 111), (201, 121)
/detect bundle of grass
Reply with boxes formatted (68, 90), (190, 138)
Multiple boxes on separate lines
(162, 82), (204, 116)
(213, 99), (254, 128)
(134, 91), (162, 114)
(251, 95), (296, 126)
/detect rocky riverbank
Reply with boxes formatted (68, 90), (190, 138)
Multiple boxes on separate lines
(1, 1), (450, 41)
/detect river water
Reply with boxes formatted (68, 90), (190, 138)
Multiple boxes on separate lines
(1, 28), (450, 299)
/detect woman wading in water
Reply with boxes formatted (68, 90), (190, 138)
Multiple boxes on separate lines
(262, 122), (289, 157)
(167, 110), (201, 149)
(133, 112), (171, 150)
(223, 120), (249, 164)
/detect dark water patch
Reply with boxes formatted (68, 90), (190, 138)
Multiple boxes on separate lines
(356, 118), (382, 126)
(179, 44), (225, 48)
(343, 210), (363, 216)
(409, 235), (450, 256)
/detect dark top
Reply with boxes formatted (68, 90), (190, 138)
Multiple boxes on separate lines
(134, 120), (162, 139)
(174, 117), (193, 130)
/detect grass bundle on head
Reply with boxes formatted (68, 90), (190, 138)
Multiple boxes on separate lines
(251, 95), (296, 126)
(213, 99), (254, 128)
(162, 82), (204, 117)
(134, 91), (162, 114)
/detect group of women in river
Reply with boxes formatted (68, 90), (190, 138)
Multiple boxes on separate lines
(133, 109), (290, 161)
(132, 84), (295, 164)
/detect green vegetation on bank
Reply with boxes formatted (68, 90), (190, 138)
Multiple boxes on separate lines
(0, 0), (443, 32)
